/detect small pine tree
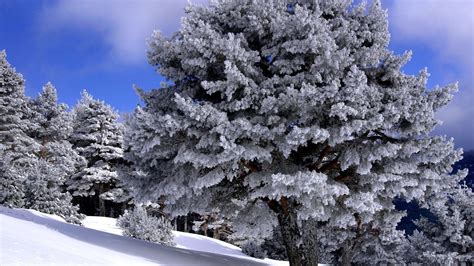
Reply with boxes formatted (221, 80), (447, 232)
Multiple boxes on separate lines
(117, 206), (175, 246)
(0, 51), (36, 207)
(68, 91), (127, 216)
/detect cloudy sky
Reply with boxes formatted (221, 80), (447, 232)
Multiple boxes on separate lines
(0, 0), (473, 150)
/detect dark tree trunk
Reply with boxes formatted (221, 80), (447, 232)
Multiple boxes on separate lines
(270, 197), (319, 266)
(98, 184), (106, 216)
(340, 243), (352, 266)
(184, 215), (188, 232)
(301, 219), (320, 266)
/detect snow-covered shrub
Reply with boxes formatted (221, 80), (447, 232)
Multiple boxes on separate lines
(117, 206), (175, 246)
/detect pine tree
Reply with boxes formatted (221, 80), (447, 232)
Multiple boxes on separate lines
(24, 83), (85, 223)
(0, 50), (36, 207)
(68, 91), (126, 216)
(124, 1), (466, 264)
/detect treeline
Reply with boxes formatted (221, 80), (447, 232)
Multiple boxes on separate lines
(0, 51), (129, 221)
(0, 51), (223, 238)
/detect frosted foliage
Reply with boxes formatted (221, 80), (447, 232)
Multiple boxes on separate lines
(124, 0), (465, 263)
(313, 209), (410, 264)
(409, 185), (474, 264)
(117, 206), (175, 247)
(29, 83), (85, 181)
(228, 202), (278, 241)
(23, 83), (85, 223)
(0, 51), (36, 207)
(68, 91), (126, 200)
(24, 159), (84, 224)
(242, 224), (288, 261)
(30, 83), (73, 140)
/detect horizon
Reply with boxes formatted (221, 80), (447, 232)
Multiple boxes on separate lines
(1, 0), (472, 150)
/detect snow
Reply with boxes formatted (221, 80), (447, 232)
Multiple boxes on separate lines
(82, 216), (287, 265)
(0, 207), (288, 265)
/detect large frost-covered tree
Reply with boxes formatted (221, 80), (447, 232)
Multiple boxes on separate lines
(124, 1), (466, 264)
(0, 51), (36, 207)
(24, 83), (84, 223)
(68, 91), (127, 217)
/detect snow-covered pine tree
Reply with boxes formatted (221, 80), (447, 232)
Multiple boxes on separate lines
(408, 184), (473, 264)
(124, 1), (466, 264)
(24, 83), (85, 223)
(0, 50), (37, 207)
(68, 90), (127, 217)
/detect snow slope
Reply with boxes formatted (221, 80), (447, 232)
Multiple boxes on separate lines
(82, 216), (287, 266)
(0, 207), (284, 265)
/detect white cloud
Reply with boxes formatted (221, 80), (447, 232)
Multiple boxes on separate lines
(38, 0), (474, 148)
(388, 0), (474, 150)
(389, 0), (473, 67)
(40, 0), (207, 64)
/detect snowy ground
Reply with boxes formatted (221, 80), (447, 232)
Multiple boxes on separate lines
(0, 207), (288, 265)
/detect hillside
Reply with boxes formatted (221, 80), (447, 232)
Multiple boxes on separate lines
(0, 207), (286, 265)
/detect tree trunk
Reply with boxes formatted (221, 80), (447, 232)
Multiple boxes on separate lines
(98, 184), (106, 216)
(184, 215), (188, 232)
(272, 197), (319, 266)
(301, 219), (320, 266)
(340, 243), (352, 266)
(203, 223), (208, 237)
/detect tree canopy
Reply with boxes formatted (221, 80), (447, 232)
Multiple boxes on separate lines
(123, 0), (467, 264)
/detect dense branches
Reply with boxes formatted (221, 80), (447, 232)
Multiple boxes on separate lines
(68, 91), (128, 216)
(124, 0), (466, 264)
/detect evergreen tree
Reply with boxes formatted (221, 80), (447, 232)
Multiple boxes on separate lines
(124, 1), (466, 264)
(24, 83), (84, 223)
(68, 91), (126, 216)
(0, 50), (36, 207)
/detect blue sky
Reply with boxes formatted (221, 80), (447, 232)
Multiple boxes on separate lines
(1, 0), (473, 150)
